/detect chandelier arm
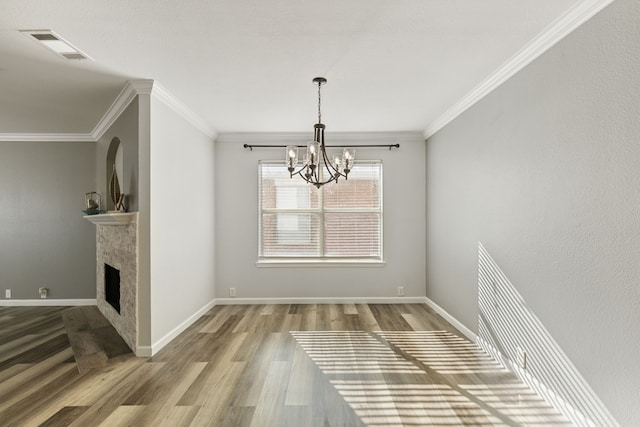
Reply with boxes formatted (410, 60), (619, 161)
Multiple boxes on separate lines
(290, 158), (339, 187)
(290, 163), (320, 184)
(319, 138), (342, 180)
(324, 161), (343, 180)
(284, 139), (345, 187)
(290, 166), (307, 180)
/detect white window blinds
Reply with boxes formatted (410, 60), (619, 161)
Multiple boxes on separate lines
(259, 161), (382, 260)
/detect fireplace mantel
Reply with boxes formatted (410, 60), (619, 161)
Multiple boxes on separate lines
(84, 212), (135, 226)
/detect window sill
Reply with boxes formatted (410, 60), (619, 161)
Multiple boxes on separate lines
(256, 259), (386, 268)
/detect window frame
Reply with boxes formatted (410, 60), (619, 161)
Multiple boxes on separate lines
(257, 160), (384, 266)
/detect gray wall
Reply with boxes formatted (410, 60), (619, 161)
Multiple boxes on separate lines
(0, 141), (97, 299)
(148, 95), (216, 347)
(426, 0), (639, 425)
(215, 133), (426, 300)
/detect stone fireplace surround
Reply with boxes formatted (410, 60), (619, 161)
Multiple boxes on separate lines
(94, 214), (138, 352)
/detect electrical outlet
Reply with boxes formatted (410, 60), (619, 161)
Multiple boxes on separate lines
(229, 288), (236, 297)
(516, 346), (527, 370)
(397, 286), (405, 296)
(5, 289), (11, 299)
(39, 287), (49, 299)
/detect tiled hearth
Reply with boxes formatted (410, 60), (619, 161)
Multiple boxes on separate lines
(94, 214), (138, 352)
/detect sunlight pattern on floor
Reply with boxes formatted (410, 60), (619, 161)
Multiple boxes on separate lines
(292, 330), (572, 426)
(377, 331), (506, 375)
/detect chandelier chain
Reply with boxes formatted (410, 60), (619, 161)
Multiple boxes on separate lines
(317, 80), (322, 124)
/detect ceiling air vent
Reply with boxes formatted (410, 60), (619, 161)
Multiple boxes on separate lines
(20, 30), (92, 61)
(62, 53), (88, 60)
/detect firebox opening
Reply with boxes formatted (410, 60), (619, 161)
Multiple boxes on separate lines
(105, 263), (121, 314)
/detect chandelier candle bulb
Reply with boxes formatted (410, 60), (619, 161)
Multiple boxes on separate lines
(308, 142), (319, 166)
(286, 146), (298, 175)
(343, 148), (355, 161)
(332, 154), (341, 170)
(343, 148), (355, 176)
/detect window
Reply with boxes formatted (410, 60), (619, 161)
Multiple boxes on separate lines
(259, 161), (383, 262)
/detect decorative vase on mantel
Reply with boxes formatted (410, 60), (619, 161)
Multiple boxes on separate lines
(109, 164), (125, 212)
(83, 191), (102, 215)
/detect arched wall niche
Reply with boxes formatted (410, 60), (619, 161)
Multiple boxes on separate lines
(96, 97), (139, 212)
(106, 137), (124, 211)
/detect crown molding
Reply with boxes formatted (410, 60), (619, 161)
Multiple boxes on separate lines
(0, 79), (215, 142)
(0, 133), (94, 142)
(129, 79), (155, 95)
(423, 0), (615, 139)
(91, 79), (153, 141)
(0, 79), (152, 143)
(150, 82), (217, 140)
(216, 131), (423, 144)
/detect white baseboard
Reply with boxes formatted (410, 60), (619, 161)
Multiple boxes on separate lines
(134, 346), (153, 357)
(0, 299), (96, 307)
(148, 298), (217, 356)
(476, 336), (598, 427)
(214, 296), (428, 305)
(139, 296), (471, 357)
(424, 296), (476, 341)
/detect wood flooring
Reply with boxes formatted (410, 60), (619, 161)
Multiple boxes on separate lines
(0, 303), (572, 426)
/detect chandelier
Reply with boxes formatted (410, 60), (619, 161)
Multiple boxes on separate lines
(286, 77), (355, 188)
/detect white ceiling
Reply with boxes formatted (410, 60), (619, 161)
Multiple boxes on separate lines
(0, 0), (591, 136)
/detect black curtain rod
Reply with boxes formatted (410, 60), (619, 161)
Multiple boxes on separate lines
(243, 143), (400, 151)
